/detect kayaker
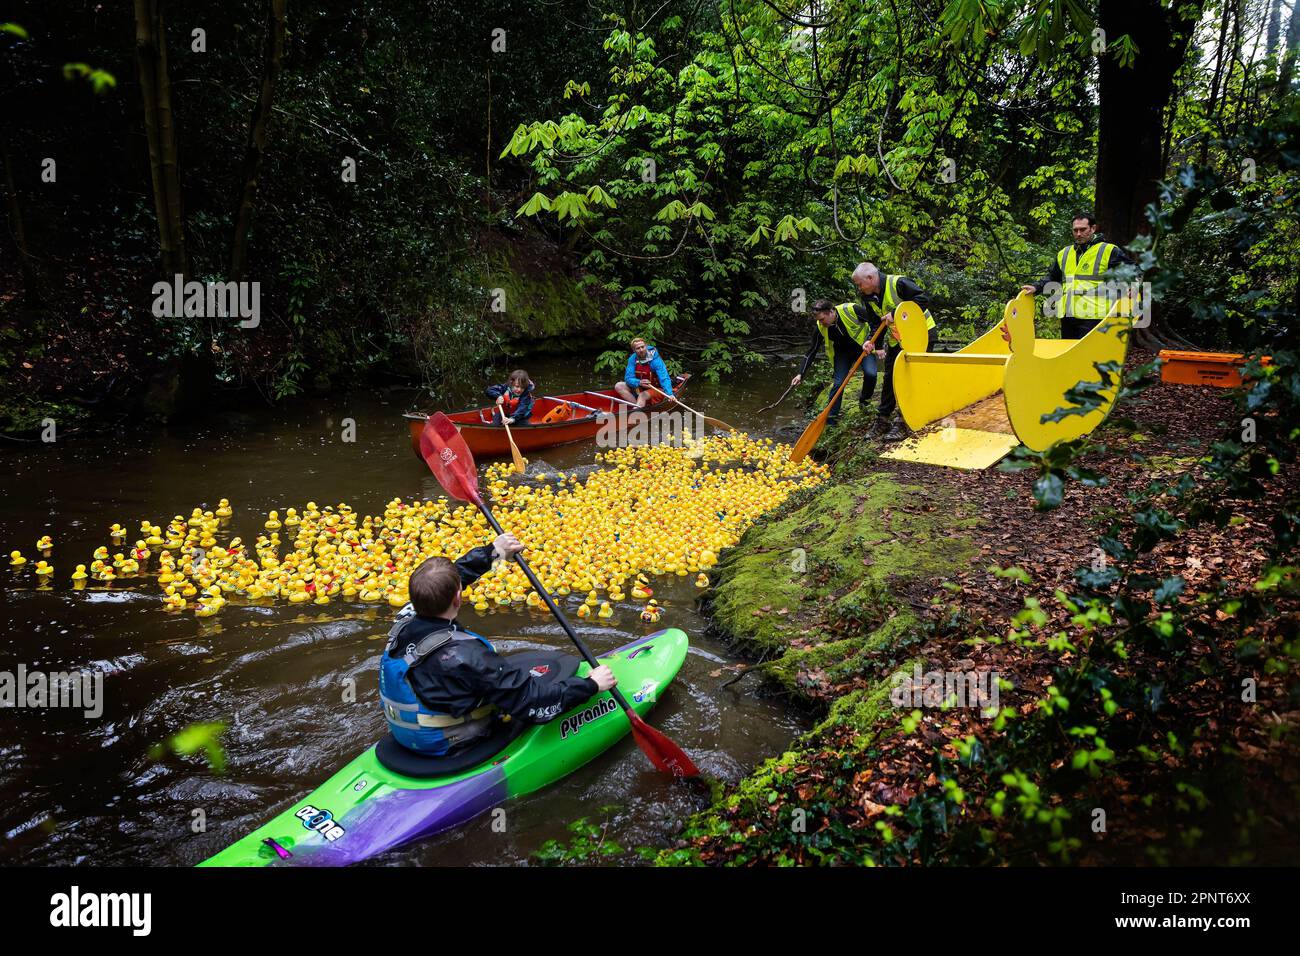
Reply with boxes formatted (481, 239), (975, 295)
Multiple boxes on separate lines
(613, 337), (674, 408)
(380, 532), (617, 756)
(486, 370), (535, 425)
(851, 262), (937, 440)
(790, 299), (881, 426)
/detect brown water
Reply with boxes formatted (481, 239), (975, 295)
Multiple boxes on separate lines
(0, 353), (814, 865)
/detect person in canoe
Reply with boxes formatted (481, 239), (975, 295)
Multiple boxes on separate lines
(613, 337), (674, 408)
(380, 532), (618, 756)
(486, 370), (535, 425)
(790, 299), (881, 426)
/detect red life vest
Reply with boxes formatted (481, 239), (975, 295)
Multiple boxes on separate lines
(500, 391), (521, 415)
(634, 361), (654, 384)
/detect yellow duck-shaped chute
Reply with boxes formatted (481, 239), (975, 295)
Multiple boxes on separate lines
(1001, 292), (1132, 451)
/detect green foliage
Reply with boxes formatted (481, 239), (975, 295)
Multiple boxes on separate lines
(148, 721), (229, 774)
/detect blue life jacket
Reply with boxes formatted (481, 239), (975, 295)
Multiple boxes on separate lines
(379, 606), (497, 754)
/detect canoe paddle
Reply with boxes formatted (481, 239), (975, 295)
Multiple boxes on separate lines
(419, 412), (700, 778)
(789, 316), (890, 463)
(499, 417), (528, 474)
(642, 383), (735, 432)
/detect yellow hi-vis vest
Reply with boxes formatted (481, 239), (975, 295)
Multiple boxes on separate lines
(817, 303), (871, 364)
(862, 274), (936, 345)
(1058, 242), (1118, 320)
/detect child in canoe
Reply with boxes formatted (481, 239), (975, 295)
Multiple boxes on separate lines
(486, 370), (535, 425)
(380, 532), (617, 756)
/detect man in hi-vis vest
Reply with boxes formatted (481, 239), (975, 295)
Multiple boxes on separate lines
(791, 263), (936, 439)
(1021, 212), (1132, 339)
(852, 261), (936, 439)
(791, 298), (879, 427)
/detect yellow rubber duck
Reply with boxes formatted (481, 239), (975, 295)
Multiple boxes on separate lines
(109, 523), (126, 545)
(597, 601), (614, 619)
(265, 510), (282, 531)
(584, 590), (599, 607)
(695, 573), (709, 588)
(34, 561), (54, 585)
(36, 535), (53, 557)
(194, 599), (220, 618)
(71, 564), (89, 587)
(215, 498), (233, 519)
(9, 551), (26, 567)
(576, 603), (591, 618)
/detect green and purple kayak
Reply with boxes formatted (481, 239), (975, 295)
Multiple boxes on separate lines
(199, 628), (688, 866)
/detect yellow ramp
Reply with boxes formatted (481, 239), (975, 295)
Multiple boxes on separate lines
(891, 301), (1010, 433)
(881, 427), (1021, 470)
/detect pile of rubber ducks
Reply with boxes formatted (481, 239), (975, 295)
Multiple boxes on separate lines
(6, 433), (827, 624)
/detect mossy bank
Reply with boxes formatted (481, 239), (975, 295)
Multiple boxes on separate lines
(655, 439), (982, 864)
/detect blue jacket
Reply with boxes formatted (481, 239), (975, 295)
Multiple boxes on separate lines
(485, 382), (535, 424)
(624, 346), (673, 396)
(381, 545), (597, 754)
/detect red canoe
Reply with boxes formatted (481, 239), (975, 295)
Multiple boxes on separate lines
(404, 375), (690, 459)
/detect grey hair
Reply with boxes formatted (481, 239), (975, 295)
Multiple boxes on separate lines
(852, 262), (879, 283)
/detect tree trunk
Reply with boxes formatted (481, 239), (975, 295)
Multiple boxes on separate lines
(230, 0), (287, 282)
(134, 0), (187, 278)
(2, 146), (38, 303)
(1095, 0), (1197, 245)
(1280, 0), (1300, 89)
(1266, 0), (1283, 62)
(1200, 7), (1232, 164)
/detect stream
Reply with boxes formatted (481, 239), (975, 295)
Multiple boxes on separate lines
(0, 351), (814, 865)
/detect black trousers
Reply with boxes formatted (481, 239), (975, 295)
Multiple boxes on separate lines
(827, 328), (932, 423)
(1062, 316), (1100, 339)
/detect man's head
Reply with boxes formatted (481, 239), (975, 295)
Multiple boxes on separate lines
(408, 556), (462, 619)
(851, 262), (881, 296)
(812, 299), (837, 327)
(1071, 213), (1097, 244)
(630, 337), (651, 361)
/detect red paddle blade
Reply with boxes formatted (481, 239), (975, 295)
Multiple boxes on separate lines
(628, 711), (700, 777)
(420, 413), (483, 505)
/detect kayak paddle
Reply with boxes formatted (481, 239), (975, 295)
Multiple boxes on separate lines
(642, 383), (735, 432)
(789, 316), (890, 463)
(419, 412), (700, 778)
(500, 417), (528, 474)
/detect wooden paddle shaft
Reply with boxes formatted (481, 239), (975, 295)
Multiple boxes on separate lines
(818, 317), (891, 412)
(478, 506), (640, 718)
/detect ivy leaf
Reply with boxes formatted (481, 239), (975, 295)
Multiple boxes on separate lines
(1153, 575), (1185, 605)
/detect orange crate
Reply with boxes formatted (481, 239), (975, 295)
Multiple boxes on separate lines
(1158, 350), (1269, 388)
